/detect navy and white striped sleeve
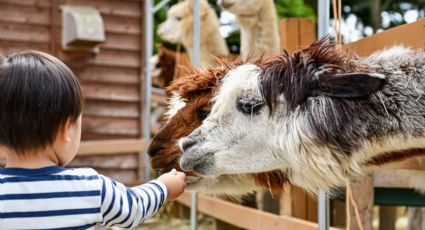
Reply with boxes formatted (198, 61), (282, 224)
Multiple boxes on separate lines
(98, 175), (168, 228)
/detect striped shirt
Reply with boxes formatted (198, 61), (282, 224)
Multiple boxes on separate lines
(0, 166), (167, 229)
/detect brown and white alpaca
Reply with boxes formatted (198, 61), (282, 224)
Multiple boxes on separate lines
(179, 39), (425, 194)
(158, 0), (229, 67)
(218, 0), (280, 60)
(148, 60), (287, 195)
(151, 45), (191, 88)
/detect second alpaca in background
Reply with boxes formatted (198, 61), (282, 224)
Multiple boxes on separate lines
(158, 0), (229, 67)
(218, 0), (280, 60)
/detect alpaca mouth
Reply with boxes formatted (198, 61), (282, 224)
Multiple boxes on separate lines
(186, 176), (201, 184)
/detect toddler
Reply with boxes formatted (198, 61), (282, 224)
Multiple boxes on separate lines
(0, 51), (186, 229)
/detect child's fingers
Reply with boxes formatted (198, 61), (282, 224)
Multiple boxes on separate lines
(176, 172), (186, 180)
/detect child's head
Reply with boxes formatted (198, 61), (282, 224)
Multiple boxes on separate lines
(0, 51), (83, 165)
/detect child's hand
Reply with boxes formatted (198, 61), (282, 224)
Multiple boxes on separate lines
(158, 169), (186, 200)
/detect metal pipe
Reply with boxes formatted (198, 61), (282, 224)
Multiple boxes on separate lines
(143, 0), (154, 182)
(318, 0), (330, 38)
(318, 190), (330, 230)
(190, 0), (201, 229)
(152, 0), (173, 14)
(317, 1), (330, 230)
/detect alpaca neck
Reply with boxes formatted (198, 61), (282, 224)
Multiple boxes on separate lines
(236, 0), (279, 60)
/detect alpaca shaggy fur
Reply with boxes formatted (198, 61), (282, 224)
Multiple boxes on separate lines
(158, 0), (229, 67)
(179, 39), (425, 194)
(218, 0), (280, 60)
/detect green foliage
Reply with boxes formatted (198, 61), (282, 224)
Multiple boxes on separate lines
(274, 0), (316, 19)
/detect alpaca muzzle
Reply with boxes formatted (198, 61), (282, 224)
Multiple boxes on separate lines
(179, 134), (216, 175)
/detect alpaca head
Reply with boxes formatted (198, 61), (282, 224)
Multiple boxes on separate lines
(148, 63), (259, 194)
(148, 58), (288, 195)
(217, 0), (264, 15)
(158, 0), (213, 45)
(179, 39), (389, 192)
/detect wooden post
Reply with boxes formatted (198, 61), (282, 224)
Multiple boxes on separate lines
(348, 173), (374, 230)
(379, 206), (396, 230)
(280, 17), (316, 51)
(279, 18), (317, 222)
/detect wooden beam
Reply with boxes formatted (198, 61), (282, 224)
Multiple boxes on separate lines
(77, 139), (145, 155)
(177, 192), (341, 230)
(367, 157), (425, 171)
(343, 18), (425, 56)
(152, 87), (168, 105)
(0, 139), (145, 160)
(373, 169), (424, 189)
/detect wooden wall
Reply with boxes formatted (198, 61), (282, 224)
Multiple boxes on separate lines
(0, 0), (145, 183)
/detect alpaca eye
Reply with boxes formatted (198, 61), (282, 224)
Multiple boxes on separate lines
(197, 109), (210, 121)
(237, 98), (264, 116)
(175, 16), (182, 21)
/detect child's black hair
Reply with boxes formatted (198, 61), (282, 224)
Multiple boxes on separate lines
(0, 51), (83, 154)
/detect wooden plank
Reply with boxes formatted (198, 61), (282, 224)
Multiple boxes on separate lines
(101, 33), (140, 51)
(152, 87), (168, 105)
(82, 116), (140, 136)
(76, 66), (139, 84)
(177, 192), (340, 230)
(348, 173), (374, 230)
(77, 139), (144, 155)
(84, 101), (139, 118)
(373, 169), (425, 189)
(299, 18), (316, 48)
(344, 18), (425, 56)
(55, 31), (140, 52)
(292, 186), (308, 219)
(69, 153), (139, 169)
(0, 139), (144, 159)
(280, 18), (300, 51)
(81, 133), (138, 141)
(0, 4), (50, 26)
(58, 49), (140, 68)
(0, 23), (50, 43)
(96, 168), (138, 184)
(281, 183), (293, 216)
(367, 157), (425, 171)
(0, 0), (51, 8)
(81, 83), (140, 102)
(0, 41), (49, 55)
(307, 196), (318, 222)
(59, 0), (141, 18)
(102, 15), (141, 35)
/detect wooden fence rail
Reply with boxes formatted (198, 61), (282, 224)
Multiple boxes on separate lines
(177, 192), (341, 230)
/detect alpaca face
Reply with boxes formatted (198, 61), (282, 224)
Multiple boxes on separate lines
(148, 65), (266, 195)
(157, 1), (190, 44)
(179, 64), (287, 176)
(218, 0), (263, 15)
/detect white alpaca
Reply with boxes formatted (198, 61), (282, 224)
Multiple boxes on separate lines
(218, 0), (280, 60)
(158, 0), (229, 67)
(178, 40), (425, 194)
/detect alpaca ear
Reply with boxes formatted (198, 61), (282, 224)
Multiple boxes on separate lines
(308, 72), (386, 98)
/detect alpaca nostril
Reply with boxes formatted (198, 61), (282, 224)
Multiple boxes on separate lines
(181, 138), (197, 152)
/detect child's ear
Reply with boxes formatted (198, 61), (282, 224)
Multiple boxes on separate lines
(58, 118), (73, 143)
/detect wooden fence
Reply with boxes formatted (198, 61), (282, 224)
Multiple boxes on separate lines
(0, 0), (147, 183)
